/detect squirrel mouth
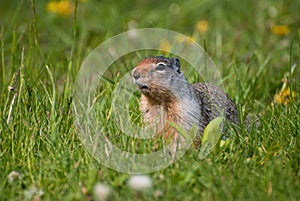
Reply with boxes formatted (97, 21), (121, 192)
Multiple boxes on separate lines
(138, 84), (150, 92)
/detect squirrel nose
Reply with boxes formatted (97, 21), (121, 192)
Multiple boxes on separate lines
(132, 69), (140, 80)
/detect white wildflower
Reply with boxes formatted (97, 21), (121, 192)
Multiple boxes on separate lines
(7, 171), (23, 183)
(93, 182), (111, 201)
(127, 175), (152, 191)
(24, 186), (44, 200)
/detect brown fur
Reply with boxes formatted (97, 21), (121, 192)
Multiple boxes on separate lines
(132, 56), (238, 145)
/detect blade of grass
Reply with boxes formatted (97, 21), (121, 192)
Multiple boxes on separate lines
(64, 0), (78, 99)
(0, 26), (5, 91)
(45, 65), (57, 142)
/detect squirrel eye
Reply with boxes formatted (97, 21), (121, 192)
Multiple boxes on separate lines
(155, 63), (166, 71)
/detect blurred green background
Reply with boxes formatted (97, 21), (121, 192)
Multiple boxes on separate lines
(1, 0), (300, 99)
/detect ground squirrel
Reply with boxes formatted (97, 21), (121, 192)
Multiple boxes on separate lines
(131, 56), (239, 144)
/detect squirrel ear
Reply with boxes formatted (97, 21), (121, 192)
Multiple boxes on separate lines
(173, 58), (181, 74)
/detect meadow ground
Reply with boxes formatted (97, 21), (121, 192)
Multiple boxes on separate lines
(0, 0), (300, 200)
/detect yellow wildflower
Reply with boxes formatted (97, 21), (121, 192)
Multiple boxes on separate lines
(176, 35), (186, 43)
(274, 87), (295, 105)
(175, 35), (195, 45)
(160, 40), (171, 53)
(271, 25), (290, 36)
(46, 1), (58, 13)
(196, 20), (208, 34)
(46, 0), (74, 17)
(186, 36), (195, 44)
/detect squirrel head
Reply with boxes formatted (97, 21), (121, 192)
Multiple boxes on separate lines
(132, 56), (187, 101)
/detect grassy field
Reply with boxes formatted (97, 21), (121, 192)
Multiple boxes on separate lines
(1, 0), (300, 200)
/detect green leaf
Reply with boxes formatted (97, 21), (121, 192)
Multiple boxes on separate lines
(199, 117), (224, 160)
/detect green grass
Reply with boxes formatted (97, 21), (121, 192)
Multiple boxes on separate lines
(1, 0), (300, 200)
